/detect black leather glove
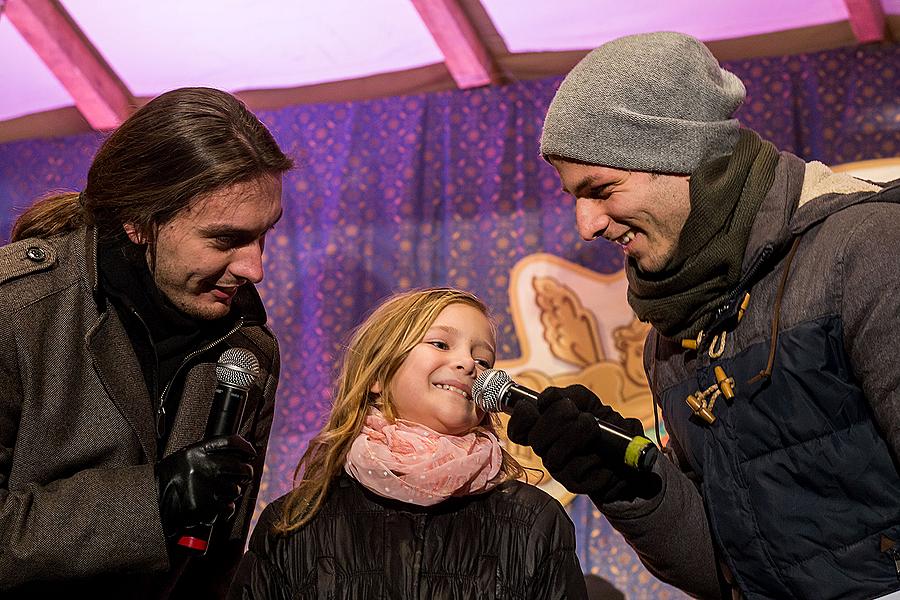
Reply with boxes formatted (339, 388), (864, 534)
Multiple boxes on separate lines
(506, 384), (660, 503)
(156, 434), (257, 538)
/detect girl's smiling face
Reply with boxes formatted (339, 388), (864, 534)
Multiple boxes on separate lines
(383, 303), (496, 435)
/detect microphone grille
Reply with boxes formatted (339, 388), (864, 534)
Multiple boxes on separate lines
(472, 369), (510, 413)
(216, 348), (260, 390)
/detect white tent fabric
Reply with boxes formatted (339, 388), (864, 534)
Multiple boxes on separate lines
(1, 0), (898, 142)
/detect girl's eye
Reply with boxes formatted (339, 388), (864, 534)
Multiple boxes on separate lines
(428, 340), (449, 350)
(475, 359), (492, 369)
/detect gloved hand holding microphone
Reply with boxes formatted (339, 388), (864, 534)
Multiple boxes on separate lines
(156, 348), (261, 552)
(472, 369), (662, 504)
(156, 434), (256, 542)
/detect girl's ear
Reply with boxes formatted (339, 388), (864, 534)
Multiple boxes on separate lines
(370, 380), (382, 395)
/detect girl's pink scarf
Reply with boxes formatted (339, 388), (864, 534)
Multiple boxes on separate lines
(345, 409), (502, 506)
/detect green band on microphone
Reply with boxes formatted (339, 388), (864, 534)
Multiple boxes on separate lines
(624, 436), (653, 469)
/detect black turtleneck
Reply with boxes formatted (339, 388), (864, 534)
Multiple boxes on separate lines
(97, 235), (238, 445)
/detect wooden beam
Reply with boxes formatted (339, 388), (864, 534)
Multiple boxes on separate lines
(843, 0), (886, 43)
(5, 0), (133, 130)
(410, 0), (499, 88)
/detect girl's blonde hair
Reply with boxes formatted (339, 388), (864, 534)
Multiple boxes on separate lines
(274, 288), (524, 534)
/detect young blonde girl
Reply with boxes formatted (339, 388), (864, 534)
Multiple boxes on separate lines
(229, 288), (587, 599)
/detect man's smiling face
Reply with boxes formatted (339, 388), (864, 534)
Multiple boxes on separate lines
(550, 157), (691, 273)
(126, 174), (283, 320)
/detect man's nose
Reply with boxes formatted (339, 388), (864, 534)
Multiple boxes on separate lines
(230, 241), (265, 284)
(575, 197), (610, 241)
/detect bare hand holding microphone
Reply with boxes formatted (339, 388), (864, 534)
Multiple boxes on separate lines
(473, 369), (662, 504)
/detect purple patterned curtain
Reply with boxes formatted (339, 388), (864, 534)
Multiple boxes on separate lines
(1, 42), (897, 598)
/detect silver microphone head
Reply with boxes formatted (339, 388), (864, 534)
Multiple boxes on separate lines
(472, 369), (512, 413)
(216, 348), (260, 390)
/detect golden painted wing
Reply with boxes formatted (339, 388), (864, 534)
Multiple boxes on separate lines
(532, 275), (603, 366)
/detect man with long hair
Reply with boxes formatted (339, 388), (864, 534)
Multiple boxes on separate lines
(0, 87), (292, 597)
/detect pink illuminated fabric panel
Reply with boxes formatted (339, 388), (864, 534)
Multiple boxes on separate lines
(0, 18), (73, 121)
(481, 0), (852, 52)
(2, 0), (896, 126)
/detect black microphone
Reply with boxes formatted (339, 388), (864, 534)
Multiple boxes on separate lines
(205, 348), (260, 438)
(177, 348), (260, 553)
(472, 369), (658, 472)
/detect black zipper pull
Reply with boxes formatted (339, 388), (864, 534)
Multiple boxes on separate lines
(702, 245), (776, 344)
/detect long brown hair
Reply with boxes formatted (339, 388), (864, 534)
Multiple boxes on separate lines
(11, 87), (292, 242)
(275, 288), (525, 534)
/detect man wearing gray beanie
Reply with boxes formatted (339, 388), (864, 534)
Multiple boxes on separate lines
(507, 31), (900, 600)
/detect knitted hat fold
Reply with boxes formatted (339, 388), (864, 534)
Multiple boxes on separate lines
(541, 31), (746, 174)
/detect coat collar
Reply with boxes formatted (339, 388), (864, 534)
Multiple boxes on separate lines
(742, 153), (900, 274)
(84, 227), (104, 308)
(740, 151), (805, 275)
(86, 308), (159, 459)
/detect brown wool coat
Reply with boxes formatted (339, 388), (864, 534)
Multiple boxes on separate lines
(0, 227), (279, 598)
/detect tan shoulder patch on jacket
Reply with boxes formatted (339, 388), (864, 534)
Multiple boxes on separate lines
(0, 239), (57, 285)
(799, 161), (882, 207)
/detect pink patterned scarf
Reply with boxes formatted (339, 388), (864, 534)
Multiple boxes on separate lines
(345, 409), (502, 506)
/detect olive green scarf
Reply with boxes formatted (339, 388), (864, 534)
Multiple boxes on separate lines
(626, 129), (780, 340)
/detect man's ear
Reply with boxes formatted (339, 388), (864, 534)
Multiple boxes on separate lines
(123, 223), (145, 244)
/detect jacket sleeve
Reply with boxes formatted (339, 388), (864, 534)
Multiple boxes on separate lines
(227, 502), (290, 600)
(585, 331), (723, 598)
(840, 203), (900, 463)
(599, 449), (724, 599)
(525, 497), (588, 600)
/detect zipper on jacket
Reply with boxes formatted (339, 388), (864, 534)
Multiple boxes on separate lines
(411, 516), (426, 598)
(123, 305), (168, 440)
(701, 244), (776, 349)
(155, 316), (246, 442)
(126, 306), (161, 406)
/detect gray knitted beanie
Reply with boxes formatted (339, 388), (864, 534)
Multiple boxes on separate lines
(540, 31), (746, 174)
